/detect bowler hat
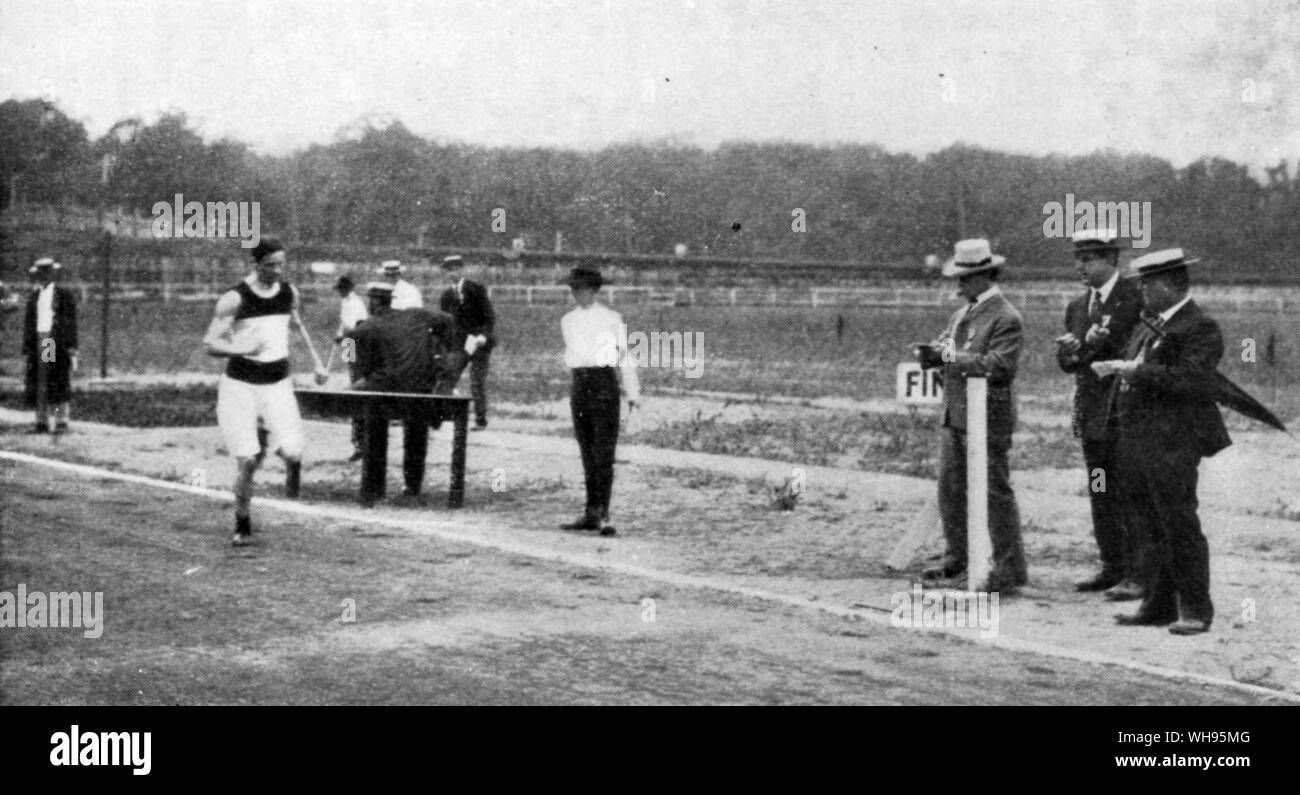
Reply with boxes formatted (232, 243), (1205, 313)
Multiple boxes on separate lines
(941, 239), (1005, 278)
(335, 275), (355, 291)
(566, 267), (605, 289)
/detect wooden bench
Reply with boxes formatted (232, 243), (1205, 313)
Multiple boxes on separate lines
(295, 388), (471, 508)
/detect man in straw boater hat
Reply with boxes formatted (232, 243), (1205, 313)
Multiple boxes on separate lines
(1096, 248), (1230, 635)
(438, 254), (496, 430)
(1054, 229), (1145, 600)
(559, 266), (639, 536)
(915, 239), (1027, 593)
(22, 257), (78, 434)
(378, 259), (423, 310)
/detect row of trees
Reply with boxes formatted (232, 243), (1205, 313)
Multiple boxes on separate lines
(3, 97), (1298, 279)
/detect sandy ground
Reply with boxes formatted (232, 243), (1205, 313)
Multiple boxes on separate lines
(3, 381), (1299, 702)
(0, 457), (1279, 705)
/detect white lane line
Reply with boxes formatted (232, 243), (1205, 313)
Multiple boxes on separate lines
(4, 448), (1296, 703)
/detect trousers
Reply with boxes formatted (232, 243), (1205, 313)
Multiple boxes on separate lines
(1115, 435), (1213, 623)
(361, 415), (429, 500)
(571, 368), (620, 518)
(937, 427), (1026, 585)
(451, 347), (491, 424)
(1081, 436), (1132, 578)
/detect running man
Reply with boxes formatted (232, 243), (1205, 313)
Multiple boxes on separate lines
(203, 237), (308, 546)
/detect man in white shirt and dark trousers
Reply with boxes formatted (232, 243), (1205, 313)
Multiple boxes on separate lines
(334, 274), (369, 461)
(560, 267), (639, 536)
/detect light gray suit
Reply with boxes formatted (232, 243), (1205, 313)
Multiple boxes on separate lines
(924, 288), (1027, 588)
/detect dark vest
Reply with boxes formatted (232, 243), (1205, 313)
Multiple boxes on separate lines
(225, 281), (294, 384)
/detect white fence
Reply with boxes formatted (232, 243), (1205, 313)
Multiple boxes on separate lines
(53, 282), (1300, 314)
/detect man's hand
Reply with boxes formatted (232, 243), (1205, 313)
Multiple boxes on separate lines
(1055, 332), (1082, 356)
(1084, 324), (1110, 346)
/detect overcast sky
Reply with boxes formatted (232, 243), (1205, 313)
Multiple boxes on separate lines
(2, 0), (1296, 171)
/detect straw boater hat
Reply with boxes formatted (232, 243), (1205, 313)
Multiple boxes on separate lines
(941, 239), (1005, 278)
(1070, 228), (1122, 252)
(30, 257), (61, 274)
(365, 282), (396, 299)
(1126, 248), (1201, 279)
(442, 255), (464, 269)
(380, 260), (404, 274)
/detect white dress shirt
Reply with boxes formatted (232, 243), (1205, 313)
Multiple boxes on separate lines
(337, 292), (368, 336)
(561, 302), (640, 401)
(36, 283), (56, 333)
(1158, 293), (1193, 324)
(391, 279), (422, 310)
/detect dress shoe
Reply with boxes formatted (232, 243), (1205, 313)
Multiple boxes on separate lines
(599, 524), (617, 537)
(472, 420), (488, 432)
(348, 450), (364, 462)
(1168, 618), (1210, 635)
(1075, 572), (1123, 592)
(561, 515), (600, 531)
(922, 565), (965, 582)
(28, 424), (48, 434)
(1114, 612), (1177, 627)
(1103, 580), (1144, 601)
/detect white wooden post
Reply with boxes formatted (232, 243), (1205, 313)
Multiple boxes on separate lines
(966, 376), (993, 589)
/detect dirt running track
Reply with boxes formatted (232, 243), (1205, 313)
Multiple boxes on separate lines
(1, 403), (1297, 705)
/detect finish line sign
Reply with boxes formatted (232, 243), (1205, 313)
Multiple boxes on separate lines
(896, 362), (943, 405)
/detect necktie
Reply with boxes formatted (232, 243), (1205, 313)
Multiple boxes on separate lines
(1088, 289), (1101, 322)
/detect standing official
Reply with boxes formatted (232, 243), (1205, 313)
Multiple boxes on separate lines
(560, 267), (639, 537)
(439, 254), (495, 430)
(334, 274), (369, 461)
(918, 239), (1027, 593)
(345, 282), (459, 505)
(379, 260), (422, 309)
(1100, 249), (1229, 635)
(203, 238), (307, 546)
(1054, 229), (1144, 598)
(22, 258), (78, 434)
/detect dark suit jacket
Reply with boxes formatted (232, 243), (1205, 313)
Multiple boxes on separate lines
(438, 279), (495, 349)
(22, 284), (78, 355)
(1112, 298), (1231, 458)
(927, 291), (1023, 441)
(1056, 276), (1143, 440)
(346, 308), (459, 395)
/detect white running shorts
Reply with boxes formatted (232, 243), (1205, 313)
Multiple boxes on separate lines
(217, 375), (304, 459)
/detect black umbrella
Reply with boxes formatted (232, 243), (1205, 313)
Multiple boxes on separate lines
(1140, 315), (1289, 433)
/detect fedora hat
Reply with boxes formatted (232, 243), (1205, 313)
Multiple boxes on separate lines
(379, 259), (404, 273)
(1127, 248), (1201, 279)
(941, 239), (1005, 278)
(566, 266), (605, 289)
(1070, 227), (1122, 252)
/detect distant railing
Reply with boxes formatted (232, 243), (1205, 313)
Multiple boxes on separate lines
(50, 282), (1300, 314)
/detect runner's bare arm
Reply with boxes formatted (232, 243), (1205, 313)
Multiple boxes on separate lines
(203, 291), (260, 357)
